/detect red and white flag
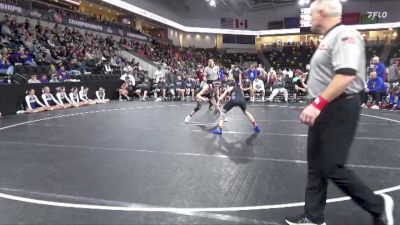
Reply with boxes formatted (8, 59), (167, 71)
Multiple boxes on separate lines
(235, 19), (248, 29)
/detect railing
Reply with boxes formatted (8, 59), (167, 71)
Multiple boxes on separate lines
(0, 0), (150, 42)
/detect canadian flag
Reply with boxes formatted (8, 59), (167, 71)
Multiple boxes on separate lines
(235, 19), (248, 29)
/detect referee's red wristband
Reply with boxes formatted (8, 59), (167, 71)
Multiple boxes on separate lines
(311, 96), (329, 111)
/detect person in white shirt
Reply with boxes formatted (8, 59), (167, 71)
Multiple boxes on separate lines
(120, 73), (135, 86)
(21, 89), (48, 113)
(253, 76), (266, 102)
(56, 86), (75, 108)
(154, 66), (165, 83)
(95, 87), (110, 104)
(104, 61), (112, 75)
(79, 86), (96, 105)
(287, 69), (294, 78)
(41, 86), (64, 110)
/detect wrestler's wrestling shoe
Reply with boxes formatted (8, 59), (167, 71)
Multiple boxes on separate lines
(254, 125), (261, 133)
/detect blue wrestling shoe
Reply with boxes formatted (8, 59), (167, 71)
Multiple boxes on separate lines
(254, 125), (261, 133)
(211, 127), (223, 135)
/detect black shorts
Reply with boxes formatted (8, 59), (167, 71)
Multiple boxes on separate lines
(223, 99), (246, 112)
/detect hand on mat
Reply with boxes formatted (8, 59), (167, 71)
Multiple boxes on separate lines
(300, 104), (321, 126)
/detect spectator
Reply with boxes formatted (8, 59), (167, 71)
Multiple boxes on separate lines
(1, 20), (13, 38)
(388, 60), (399, 89)
(79, 86), (96, 105)
(104, 61), (112, 75)
(229, 65), (242, 85)
(154, 77), (168, 101)
(154, 66), (165, 83)
(241, 77), (253, 101)
(173, 75), (185, 101)
(28, 74), (41, 84)
(293, 69), (308, 100)
(387, 86), (400, 110)
(361, 71), (387, 109)
(267, 75), (288, 102)
(40, 75), (49, 83)
(135, 78), (151, 101)
(58, 65), (68, 81)
(119, 79), (132, 101)
(372, 56), (386, 80)
(253, 76), (266, 102)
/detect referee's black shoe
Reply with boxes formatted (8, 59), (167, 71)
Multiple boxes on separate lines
(285, 214), (326, 225)
(374, 194), (394, 225)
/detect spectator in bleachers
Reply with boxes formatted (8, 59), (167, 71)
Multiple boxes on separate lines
(388, 59), (399, 89)
(154, 77), (168, 101)
(28, 74), (41, 84)
(135, 78), (151, 101)
(267, 74), (288, 103)
(104, 61), (112, 75)
(266, 67), (277, 85)
(58, 65), (68, 81)
(1, 20), (13, 38)
(173, 75), (185, 101)
(184, 77), (196, 101)
(372, 56), (386, 80)
(40, 75), (49, 83)
(119, 79), (132, 101)
(229, 65), (242, 85)
(253, 76), (266, 102)
(0, 48), (14, 75)
(388, 86), (400, 110)
(361, 71), (387, 109)
(241, 77), (253, 102)
(293, 69), (308, 100)
(257, 64), (267, 80)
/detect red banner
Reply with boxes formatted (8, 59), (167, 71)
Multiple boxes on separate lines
(342, 13), (360, 25)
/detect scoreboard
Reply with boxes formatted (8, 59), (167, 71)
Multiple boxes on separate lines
(300, 7), (312, 33)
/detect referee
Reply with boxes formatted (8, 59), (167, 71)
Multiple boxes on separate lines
(285, 1), (394, 225)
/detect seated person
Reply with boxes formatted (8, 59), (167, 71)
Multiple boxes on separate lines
(69, 87), (89, 106)
(28, 74), (41, 84)
(220, 76), (229, 94)
(173, 75), (185, 101)
(135, 78), (151, 101)
(253, 76), (266, 102)
(387, 86), (400, 110)
(154, 77), (168, 101)
(267, 75), (288, 102)
(241, 77), (254, 102)
(293, 71), (308, 100)
(41, 86), (64, 110)
(119, 80), (131, 101)
(361, 71), (387, 109)
(56, 86), (75, 108)
(79, 86), (96, 105)
(19, 88), (48, 114)
(95, 87), (110, 104)
(184, 77), (196, 101)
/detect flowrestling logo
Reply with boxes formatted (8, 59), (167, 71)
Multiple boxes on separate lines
(367, 11), (388, 20)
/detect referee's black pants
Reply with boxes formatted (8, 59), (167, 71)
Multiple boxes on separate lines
(305, 94), (384, 223)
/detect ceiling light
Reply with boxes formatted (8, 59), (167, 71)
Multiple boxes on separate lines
(210, 0), (216, 7)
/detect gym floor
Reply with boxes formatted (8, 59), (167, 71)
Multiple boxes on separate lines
(0, 101), (398, 225)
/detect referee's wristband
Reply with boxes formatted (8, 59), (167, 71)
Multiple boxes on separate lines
(311, 96), (329, 111)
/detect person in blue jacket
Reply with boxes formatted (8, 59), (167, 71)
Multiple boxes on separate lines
(361, 71), (387, 109)
(372, 56), (386, 81)
(246, 64), (258, 102)
(388, 86), (400, 110)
